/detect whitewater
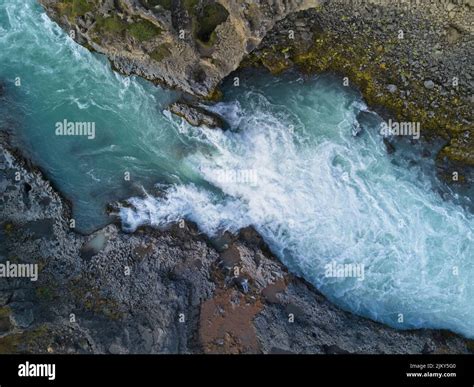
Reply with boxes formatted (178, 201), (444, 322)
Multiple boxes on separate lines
(1, 0), (473, 338)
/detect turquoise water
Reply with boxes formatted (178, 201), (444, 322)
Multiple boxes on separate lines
(1, 0), (473, 338)
(0, 0), (193, 232)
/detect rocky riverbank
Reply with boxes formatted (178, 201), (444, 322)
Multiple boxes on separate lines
(0, 132), (473, 353)
(38, 0), (473, 182)
(2, 0), (471, 354)
(246, 0), (473, 185)
(38, 0), (322, 97)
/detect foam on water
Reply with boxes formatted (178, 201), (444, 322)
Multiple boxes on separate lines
(1, 0), (473, 338)
(121, 78), (474, 338)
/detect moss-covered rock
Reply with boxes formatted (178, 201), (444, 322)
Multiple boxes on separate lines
(150, 43), (171, 62)
(467, 340), (474, 353)
(0, 306), (12, 333)
(0, 325), (50, 354)
(55, 0), (96, 20)
(36, 285), (57, 301)
(183, 0), (199, 14)
(69, 279), (123, 320)
(92, 15), (161, 43)
(128, 19), (162, 42)
(195, 3), (229, 45)
(93, 15), (128, 36)
(3, 222), (14, 235)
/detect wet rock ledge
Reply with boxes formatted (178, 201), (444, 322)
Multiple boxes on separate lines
(169, 100), (225, 128)
(0, 133), (472, 354)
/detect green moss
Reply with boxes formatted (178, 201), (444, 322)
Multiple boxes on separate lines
(93, 15), (162, 43)
(94, 15), (127, 35)
(0, 306), (11, 333)
(260, 50), (290, 74)
(0, 307), (10, 319)
(36, 285), (57, 301)
(195, 3), (229, 45)
(183, 0), (228, 46)
(56, 0), (96, 19)
(0, 333), (20, 353)
(0, 325), (50, 354)
(467, 340), (474, 353)
(439, 142), (474, 166)
(183, 0), (199, 14)
(128, 19), (162, 41)
(71, 0), (94, 16)
(204, 87), (223, 102)
(150, 43), (171, 62)
(3, 222), (13, 235)
(69, 279), (123, 320)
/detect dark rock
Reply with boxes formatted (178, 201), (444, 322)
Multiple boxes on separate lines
(9, 302), (34, 328)
(220, 245), (241, 268)
(422, 341), (435, 354)
(80, 233), (107, 261)
(424, 80), (435, 89)
(24, 182), (32, 194)
(169, 101), (226, 129)
(383, 138), (396, 154)
(236, 277), (249, 293)
(386, 84), (397, 93)
(270, 347), (295, 354)
(0, 309), (12, 333)
(24, 219), (55, 240)
(446, 25), (462, 44)
(322, 344), (351, 354)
